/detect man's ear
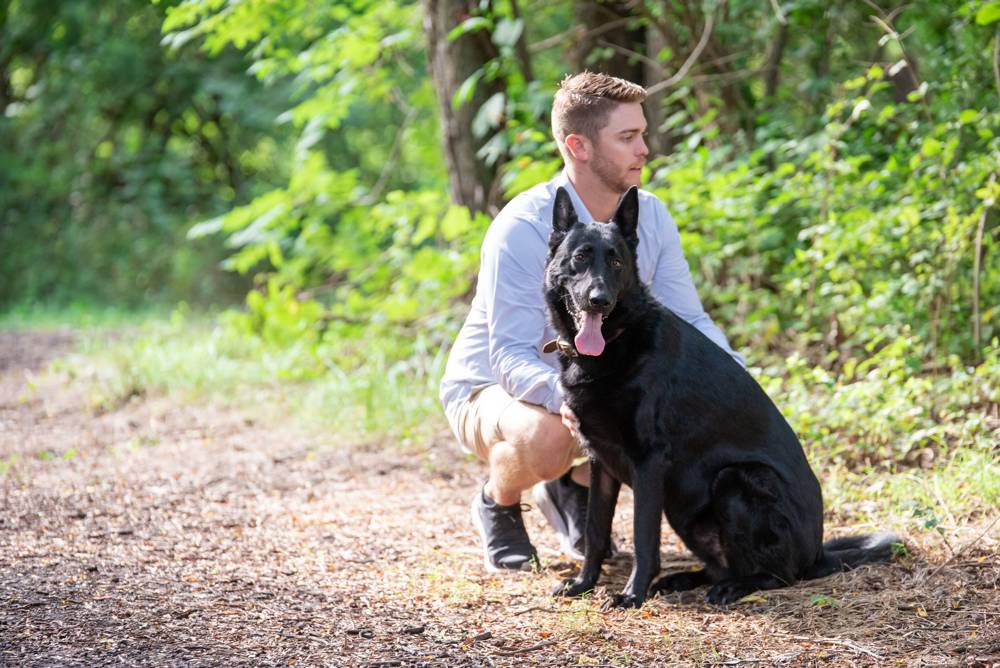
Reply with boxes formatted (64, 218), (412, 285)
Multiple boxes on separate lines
(564, 134), (589, 162)
(612, 186), (639, 248)
(550, 187), (578, 252)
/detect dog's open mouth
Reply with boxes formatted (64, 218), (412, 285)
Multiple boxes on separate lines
(572, 306), (610, 357)
(575, 310), (606, 356)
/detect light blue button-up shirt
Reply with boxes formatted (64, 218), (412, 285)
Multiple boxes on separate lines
(439, 171), (745, 441)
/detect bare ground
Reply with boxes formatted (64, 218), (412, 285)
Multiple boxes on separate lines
(1, 330), (998, 667)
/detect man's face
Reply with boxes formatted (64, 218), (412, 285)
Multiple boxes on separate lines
(589, 102), (648, 194)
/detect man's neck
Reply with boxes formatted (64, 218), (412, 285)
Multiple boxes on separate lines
(565, 165), (621, 222)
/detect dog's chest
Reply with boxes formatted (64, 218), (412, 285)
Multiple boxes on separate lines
(569, 389), (640, 484)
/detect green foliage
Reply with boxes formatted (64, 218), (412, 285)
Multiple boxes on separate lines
(75, 308), (449, 447)
(142, 2), (998, 483)
(759, 339), (999, 467)
(7, 0), (997, 529)
(162, 0), (477, 332)
(648, 65), (999, 366)
(0, 0), (288, 308)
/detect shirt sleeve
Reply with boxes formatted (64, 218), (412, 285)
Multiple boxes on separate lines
(480, 215), (565, 413)
(648, 201), (747, 368)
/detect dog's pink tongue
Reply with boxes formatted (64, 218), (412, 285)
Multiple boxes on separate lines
(575, 312), (606, 356)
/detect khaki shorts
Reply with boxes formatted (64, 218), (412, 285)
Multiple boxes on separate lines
(454, 384), (585, 466)
(454, 384), (519, 462)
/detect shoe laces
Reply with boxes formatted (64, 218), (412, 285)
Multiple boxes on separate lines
(494, 502), (531, 519)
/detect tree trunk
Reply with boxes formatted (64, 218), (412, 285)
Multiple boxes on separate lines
(644, 26), (671, 158)
(570, 0), (646, 84)
(422, 0), (505, 215)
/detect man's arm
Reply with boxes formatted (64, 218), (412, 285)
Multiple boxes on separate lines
(648, 201), (746, 367)
(480, 215), (565, 413)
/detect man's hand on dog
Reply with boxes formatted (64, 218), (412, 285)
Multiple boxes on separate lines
(560, 403), (580, 440)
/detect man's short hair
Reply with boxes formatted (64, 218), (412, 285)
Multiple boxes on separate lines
(551, 72), (647, 153)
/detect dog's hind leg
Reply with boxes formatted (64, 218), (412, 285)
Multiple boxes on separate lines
(552, 460), (621, 598)
(649, 569), (711, 594)
(705, 573), (788, 604)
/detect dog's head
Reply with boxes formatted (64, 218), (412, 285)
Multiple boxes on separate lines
(544, 186), (640, 356)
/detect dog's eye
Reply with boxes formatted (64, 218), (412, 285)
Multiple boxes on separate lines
(573, 253), (587, 263)
(610, 257), (623, 269)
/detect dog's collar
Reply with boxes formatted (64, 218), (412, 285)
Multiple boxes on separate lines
(542, 328), (624, 358)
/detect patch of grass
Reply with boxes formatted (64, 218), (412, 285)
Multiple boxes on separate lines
(0, 301), (179, 331)
(0, 456), (17, 476)
(549, 597), (604, 639)
(756, 341), (1000, 524)
(18, 302), (998, 529)
(64, 307), (450, 448)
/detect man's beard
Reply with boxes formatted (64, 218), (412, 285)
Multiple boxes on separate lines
(591, 150), (639, 194)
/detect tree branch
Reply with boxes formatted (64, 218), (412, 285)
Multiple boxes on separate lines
(768, 0), (787, 25)
(596, 38), (664, 73)
(994, 31), (1000, 103)
(972, 171), (997, 356)
(528, 17), (633, 54)
(763, 22), (788, 99)
(509, 0), (535, 82)
(361, 105), (419, 206)
(646, 9), (715, 95)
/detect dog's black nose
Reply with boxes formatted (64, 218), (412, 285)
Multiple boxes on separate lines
(589, 291), (611, 308)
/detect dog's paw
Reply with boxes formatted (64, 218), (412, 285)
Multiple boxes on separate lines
(552, 577), (593, 598)
(650, 570), (708, 594)
(605, 591), (644, 609)
(706, 581), (754, 605)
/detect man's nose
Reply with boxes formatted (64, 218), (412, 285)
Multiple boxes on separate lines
(637, 135), (649, 157)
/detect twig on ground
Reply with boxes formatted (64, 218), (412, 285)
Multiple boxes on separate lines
(493, 639), (560, 655)
(785, 634), (883, 660)
(928, 515), (1000, 580)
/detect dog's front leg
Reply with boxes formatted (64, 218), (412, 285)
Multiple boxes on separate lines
(552, 459), (620, 598)
(611, 453), (665, 608)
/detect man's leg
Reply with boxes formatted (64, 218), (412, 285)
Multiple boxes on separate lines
(486, 399), (580, 505)
(460, 386), (591, 570)
(493, 401), (615, 561)
(494, 402), (593, 560)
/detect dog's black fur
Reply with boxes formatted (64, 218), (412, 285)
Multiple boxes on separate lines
(544, 186), (899, 608)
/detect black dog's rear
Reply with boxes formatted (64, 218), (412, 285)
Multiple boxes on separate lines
(543, 186), (899, 608)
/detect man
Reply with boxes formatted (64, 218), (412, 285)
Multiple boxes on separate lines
(439, 72), (744, 572)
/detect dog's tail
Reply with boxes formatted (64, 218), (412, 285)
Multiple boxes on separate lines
(804, 532), (903, 580)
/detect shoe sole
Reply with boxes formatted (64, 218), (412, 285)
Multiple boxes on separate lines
(470, 494), (532, 574)
(531, 482), (586, 561)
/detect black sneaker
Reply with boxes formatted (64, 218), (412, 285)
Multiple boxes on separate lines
(470, 487), (539, 573)
(532, 473), (590, 560)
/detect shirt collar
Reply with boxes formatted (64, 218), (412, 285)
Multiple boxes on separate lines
(554, 169), (596, 224)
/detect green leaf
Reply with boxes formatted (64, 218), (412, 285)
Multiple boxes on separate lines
(440, 206), (472, 241)
(920, 137), (942, 157)
(447, 16), (491, 41)
(471, 92), (505, 138)
(492, 18), (523, 48)
(187, 216), (224, 240)
(976, 1), (1000, 25)
(958, 109), (980, 124)
(452, 70), (484, 110)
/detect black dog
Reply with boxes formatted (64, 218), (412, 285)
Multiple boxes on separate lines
(543, 186), (899, 608)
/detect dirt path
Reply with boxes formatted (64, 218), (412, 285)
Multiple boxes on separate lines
(1, 331), (998, 667)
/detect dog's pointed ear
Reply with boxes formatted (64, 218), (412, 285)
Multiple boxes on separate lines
(612, 186), (639, 248)
(550, 187), (579, 252)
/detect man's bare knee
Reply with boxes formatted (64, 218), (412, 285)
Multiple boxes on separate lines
(521, 415), (577, 481)
(498, 403), (577, 481)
